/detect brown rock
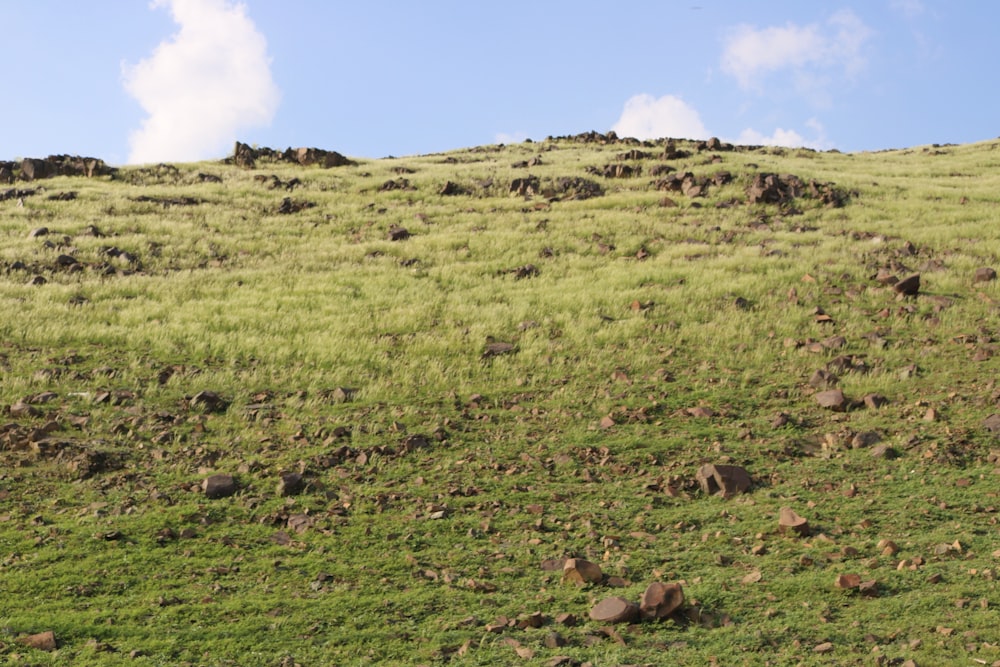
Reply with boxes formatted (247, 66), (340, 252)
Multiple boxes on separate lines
(9, 401), (42, 418)
(18, 631), (57, 651)
(894, 274), (920, 296)
(809, 369), (839, 389)
(639, 581), (684, 619)
(863, 394), (889, 409)
(815, 389), (848, 411)
(835, 573), (861, 589)
(851, 431), (881, 449)
(562, 558), (603, 585)
(588, 596), (639, 624)
(544, 631), (567, 648)
(779, 507), (810, 536)
(813, 642), (834, 653)
(974, 267), (997, 283)
(696, 464), (752, 498)
(203, 474), (237, 499)
(983, 414), (1000, 434)
(277, 472), (304, 497)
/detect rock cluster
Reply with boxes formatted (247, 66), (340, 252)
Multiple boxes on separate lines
(228, 142), (356, 170)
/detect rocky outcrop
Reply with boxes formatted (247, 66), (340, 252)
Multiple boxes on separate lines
(227, 142), (356, 170)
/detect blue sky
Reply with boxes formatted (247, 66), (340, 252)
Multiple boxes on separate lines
(3, 1), (996, 164)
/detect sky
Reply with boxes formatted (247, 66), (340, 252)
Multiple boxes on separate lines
(2, 0), (997, 165)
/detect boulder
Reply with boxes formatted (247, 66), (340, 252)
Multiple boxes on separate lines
(894, 274), (921, 296)
(815, 389), (848, 411)
(589, 596), (639, 624)
(203, 474), (237, 499)
(974, 267), (997, 283)
(639, 582), (684, 619)
(779, 507), (810, 535)
(562, 558), (603, 585)
(695, 464), (752, 498)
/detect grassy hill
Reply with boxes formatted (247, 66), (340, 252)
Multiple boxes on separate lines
(2, 134), (1000, 666)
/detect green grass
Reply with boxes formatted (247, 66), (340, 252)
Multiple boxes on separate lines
(2, 136), (1000, 666)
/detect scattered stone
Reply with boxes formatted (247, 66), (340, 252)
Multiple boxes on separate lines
(974, 267), (997, 283)
(813, 642), (834, 653)
(983, 414), (1000, 435)
(482, 341), (516, 360)
(588, 596), (639, 624)
(639, 582), (684, 619)
(9, 401), (42, 418)
(562, 558), (603, 585)
(277, 472), (304, 497)
(554, 612), (578, 627)
(18, 631), (57, 651)
(809, 369), (839, 389)
(695, 464), (752, 498)
(835, 573), (862, 589)
(869, 443), (896, 459)
(863, 394), (889, 410)
(190, 390), (228, 413)
(894, 274), (921, 296)
(544, 632), (567, 649)
(779, 507), (810, 536)
(28, 227), (49, 238)
(847, 432), (879, 450)
(387, 225), (410, 241)
(815, 389), (848, 411)
(203, 474), (237, 499)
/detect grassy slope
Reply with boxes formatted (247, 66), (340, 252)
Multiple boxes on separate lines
(2, 137), (1000, 666)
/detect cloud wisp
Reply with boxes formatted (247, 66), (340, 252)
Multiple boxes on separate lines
(123, 0), (280, 164)
(611, 94), (710, 141)
(720, 10), (872, 97)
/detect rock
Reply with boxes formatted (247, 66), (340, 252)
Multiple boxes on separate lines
(809, 369), (839, 389)
(813, 642), (834, 653)
(588, 596), (639, 624)
(28, 227), (49, 238)
(863, 394), (889, 409)
(975, 267), (997, 283)
(639, 582), (684, 619)
(482, 341), (516, 360)
(869, 443), (896, 459)
(544, 632), (567, 648)
(277, 472), (304, 497)
(815, 389), (848, 411)
(203, 474), (237, 499)
(779, 507), (810, 536)
(696, 464), (752, 498)
(851, 431), (881, 448)
(190, 390), (228, 413)
(835, 573), (861, 589)
(9, 401), (42, 418)
(983, 414), (1000, 434)
(387, 225), (410, 241)
(562, 558), (603, 585)
(18, 631), (57, 651)
(894, 274), (921, 296)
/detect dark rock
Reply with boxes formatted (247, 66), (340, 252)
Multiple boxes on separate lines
(28, 227), (49, 238)
(809, 369), (839, 389)
(277, 472), (304, 497)
(387, 225), (410, 241)
(203, 474), (237, 499)
(696, 464), (752, 498)
(974, 267), (997, 283)
(190, 390), (228, 413)
(894, 274), (921, 296)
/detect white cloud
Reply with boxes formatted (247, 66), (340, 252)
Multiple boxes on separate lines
(720, 10), (872, 93)
(495, 131), (529, 145)
(890, 0), (925, 18)
(735, 118), (834, 150)
(611, 94), (710, 141)
(123, 0), (280, 164)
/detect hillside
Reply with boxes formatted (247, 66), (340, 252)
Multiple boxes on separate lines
(2, 134), (1000, 666)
